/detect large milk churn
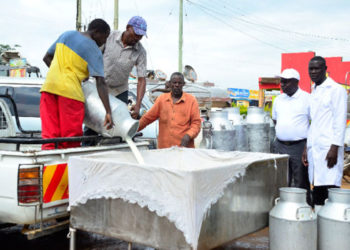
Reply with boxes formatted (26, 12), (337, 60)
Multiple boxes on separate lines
(269, 187), (317, 250)
(265, 111), (276, 153)
(318, 188), (350, 250)
(246, 107), (270, 152)
(208, 110), (235, 151)
(82, 80), (139, 140)
(226, 107), (248, 151)
(199, 121), (213, 149)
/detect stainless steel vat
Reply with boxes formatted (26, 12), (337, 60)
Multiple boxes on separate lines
(70, 155), (288, 250)
(269, 187), (317, 250)
(209, 110), (235, 151)
(265, 111), (276, 153)
(318, 188), (350, 250)
(82, 81), (139, 140)
(199, 121), (213, 149)
(246, 107), (270, 153)
(226, 107), (248, 151)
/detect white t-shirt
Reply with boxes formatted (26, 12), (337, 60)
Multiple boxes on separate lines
(272, 89), (310, 141)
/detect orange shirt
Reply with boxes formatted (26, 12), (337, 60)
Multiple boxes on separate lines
(138, 92), (201, 149)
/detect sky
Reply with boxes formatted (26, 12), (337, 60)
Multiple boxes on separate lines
(1, 0), (349, 90)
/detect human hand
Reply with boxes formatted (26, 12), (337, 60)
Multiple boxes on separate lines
(103, 113), (114, 130)
(130, 104), (140, 119)
(180, 134), (191, 147)
(325, 145), (338, 168)
(302, 146), (308, 167)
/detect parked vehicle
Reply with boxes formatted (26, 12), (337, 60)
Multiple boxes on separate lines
(0, 77), (148, 239)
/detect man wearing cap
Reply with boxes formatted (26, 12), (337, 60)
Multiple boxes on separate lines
(302, 56), (347, 211)
(103, 16), (147, 118)
(272, 68), (311, 203)
(83, 16), (147, 143)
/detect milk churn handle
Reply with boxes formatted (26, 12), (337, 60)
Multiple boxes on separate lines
(296, 206), (312, 220)
(274, 197), (280, 205)
(344, 208), (350, 221)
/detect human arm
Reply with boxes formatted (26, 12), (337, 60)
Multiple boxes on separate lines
(271, 98), (277, 126)
(131, 48), (147, 119)
(325, 145), (338, 168)
(138, 96), (161, 131)
(326, 86), (347, 168)
(131, 77), (146, 119)
(43, 53), (54, 67)
(43, 36), (59, 67)
(95, 76), (113, 129)
(183, 99), (201, 144)
(302, 144), (308, 167)
(180, 134), (191, 147)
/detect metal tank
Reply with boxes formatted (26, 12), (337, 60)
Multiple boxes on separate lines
(318, 188), (350, 250)
(82, 80), (139, 140)
(246, 107), (270, 153)
(199, 121), (213, 149)
(269, 187), (317, 250)
(208, 110), (235, 151)
(265, 111), (276, 153)
(226, 107), (248, 151)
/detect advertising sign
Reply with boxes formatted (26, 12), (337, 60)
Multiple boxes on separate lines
(227, 88), (259, 100)
(10, 68), (26, 77)
(9, 58), (27, 67)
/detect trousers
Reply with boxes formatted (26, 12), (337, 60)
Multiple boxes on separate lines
(273, 138), (311, 205)
(40, 92), (84, 150)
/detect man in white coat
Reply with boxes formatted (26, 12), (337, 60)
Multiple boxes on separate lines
(302, 56), (347, 210)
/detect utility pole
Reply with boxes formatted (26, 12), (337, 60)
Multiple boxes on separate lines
(76, 0), (82, 31)
(114, 0), (119, 30)
(178, 0), (183, 73)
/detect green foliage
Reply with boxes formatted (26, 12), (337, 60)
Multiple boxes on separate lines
(264, 102), (272, 116)
(0, 44), (12, 53)
(230, 100), (247, 115)
(239, 105), (248, 115)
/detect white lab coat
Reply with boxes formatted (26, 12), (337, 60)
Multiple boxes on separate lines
(307, 77), (347, 186)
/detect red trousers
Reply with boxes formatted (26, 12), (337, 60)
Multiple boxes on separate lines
(40, 92), (84, 150)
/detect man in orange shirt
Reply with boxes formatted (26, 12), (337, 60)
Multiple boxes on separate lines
(138, 72), (201, 148)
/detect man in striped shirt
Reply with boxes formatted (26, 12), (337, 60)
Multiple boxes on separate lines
(40, 19), (113, 149)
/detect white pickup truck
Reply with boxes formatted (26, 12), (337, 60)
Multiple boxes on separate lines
(0, 77), (148, 239)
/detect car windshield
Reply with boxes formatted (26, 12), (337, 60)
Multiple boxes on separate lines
(0, 86), (40, 117)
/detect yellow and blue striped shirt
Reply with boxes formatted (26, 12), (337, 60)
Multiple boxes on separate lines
(41, 31), (104, 102)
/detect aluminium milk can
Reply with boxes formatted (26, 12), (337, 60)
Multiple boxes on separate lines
(226, 107), (248, 151)
(208, 110), (235, 151)
(318, 188), (350, 250)
(82, 80), (139, 140)
(265, 111), (276, 153)
(199, 121), (213, 149)
(246, 107), (270, 153)
(269, 187), (317, 250)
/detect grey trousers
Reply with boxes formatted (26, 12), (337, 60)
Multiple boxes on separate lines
(273, 139), (310, 190)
